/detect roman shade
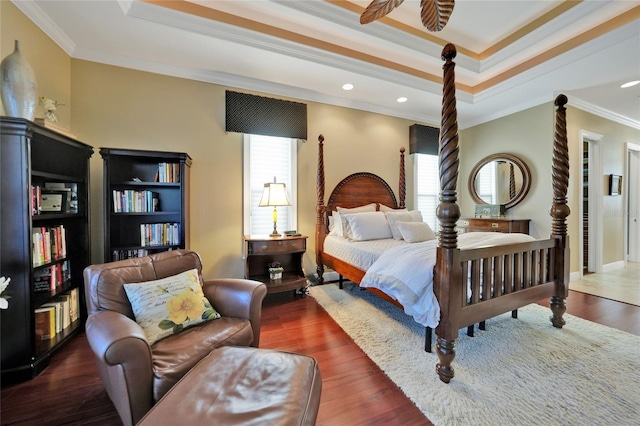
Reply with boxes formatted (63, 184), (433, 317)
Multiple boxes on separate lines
(409, 124), (439, 155)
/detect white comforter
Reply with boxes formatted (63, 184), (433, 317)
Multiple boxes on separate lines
(360, 232), (536, 328)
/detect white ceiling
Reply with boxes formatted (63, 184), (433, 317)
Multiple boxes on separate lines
(15, 0), (640, 130)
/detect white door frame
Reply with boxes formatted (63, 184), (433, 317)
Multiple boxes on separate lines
(624, 142), (640, 263)
(579, 130), (604, 276)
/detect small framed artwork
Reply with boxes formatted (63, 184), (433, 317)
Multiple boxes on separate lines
(40, 191), (67, 212)
(609, 174), (622, 196)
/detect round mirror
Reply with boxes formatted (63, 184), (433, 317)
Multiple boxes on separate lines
(468, 153), (531, 209)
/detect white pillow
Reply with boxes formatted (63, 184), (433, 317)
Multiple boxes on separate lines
(385, 210), (424, 240)
(336, 203), (377, 214)
(378, 204), (407, 213)
(123, 268), (220, 345)
(330, 204), (377, 238)
(398, 221), (437, 243)
(343, 211), (392, 241)
(328, 212), (343, 237)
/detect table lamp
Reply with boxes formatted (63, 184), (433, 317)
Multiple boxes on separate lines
(259, 177), (291, 237)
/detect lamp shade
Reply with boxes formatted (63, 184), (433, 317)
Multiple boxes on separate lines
(258, 182), (291, 207)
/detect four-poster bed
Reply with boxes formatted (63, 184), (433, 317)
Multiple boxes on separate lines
(315, 43), (570, 383)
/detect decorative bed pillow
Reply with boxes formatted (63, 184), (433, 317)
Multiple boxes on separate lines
(328, 212), (344, 237)
(398, 221), (437, 243)
(385, 210), (424, 239)
(378, 204), (407, 212)
(330, 203), (377, 238)
(336, 203), (377, 214)
(343, 211), (392, 241)
(123, 268), (220, 345)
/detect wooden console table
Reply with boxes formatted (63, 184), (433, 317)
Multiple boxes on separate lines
(459, 218), (530, 234)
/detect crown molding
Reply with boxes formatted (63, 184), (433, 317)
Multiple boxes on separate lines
(272, 0), (481, 73)
(569, 96), (640, 130)
(11, 0), (76, 55)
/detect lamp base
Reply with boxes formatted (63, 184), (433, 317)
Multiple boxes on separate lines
(270, 221), (280, 237)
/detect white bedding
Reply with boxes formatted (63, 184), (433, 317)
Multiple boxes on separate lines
(359, 232), (536, 328)
(323, 235), (406, 270)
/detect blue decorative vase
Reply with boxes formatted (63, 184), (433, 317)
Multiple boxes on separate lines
(1, 40), (38, 120)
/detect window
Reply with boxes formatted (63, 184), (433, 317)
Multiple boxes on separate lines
(475, 162), (497, 204)
(414, 153), (439, 231)
(243, 134), (297, 235)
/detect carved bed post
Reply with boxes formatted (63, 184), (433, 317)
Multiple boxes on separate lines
(399, 147), (406, 209)
(434, 43), (461, 384)
(316, 134), (326, 284)
(549, 94), (570, 328)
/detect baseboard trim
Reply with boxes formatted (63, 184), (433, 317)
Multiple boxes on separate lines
(603, 261), (625, 272)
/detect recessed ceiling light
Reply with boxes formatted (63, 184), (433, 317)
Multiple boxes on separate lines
(342, 83), (354, 91)
(397, 97), (408, 103)
(620, 80), (640, 88)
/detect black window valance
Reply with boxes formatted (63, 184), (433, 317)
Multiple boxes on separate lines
(409, 124), (439, 155)
(225, 91), (307, 140)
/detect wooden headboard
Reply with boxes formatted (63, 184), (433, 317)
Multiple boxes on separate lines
(315, 134), (406, 271)
(326, 172), (397, 217)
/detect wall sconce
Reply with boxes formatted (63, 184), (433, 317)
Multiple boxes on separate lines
(259, 177), (291, 237)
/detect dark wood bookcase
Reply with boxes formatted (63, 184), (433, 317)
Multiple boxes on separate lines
(1, 117), (93, 384)
(100, 148), (191, 262)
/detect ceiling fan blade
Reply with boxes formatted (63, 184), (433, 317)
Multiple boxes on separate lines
(420, 0), (455, 32)
(360, 0), (405, 24)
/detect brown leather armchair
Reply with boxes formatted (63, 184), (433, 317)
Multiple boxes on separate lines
(83, 250), (267, 426)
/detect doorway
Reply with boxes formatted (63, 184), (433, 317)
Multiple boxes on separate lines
(580, 130), (603, 276)
(626, 143), (640, 263)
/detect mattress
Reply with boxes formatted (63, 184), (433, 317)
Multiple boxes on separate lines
(323, 235), (406, 271)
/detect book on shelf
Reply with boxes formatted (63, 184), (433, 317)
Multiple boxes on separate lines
(155, 162), (180, 183)
(112, 190), (159, 213)
(32, 226), (67, 267)
(56, 294), (72, 330)
(40, 292), (76, 335)
(41, 301), (63, 334)
(69, 287), (79, 322)
(34, 307), (56, 340)
(139, 223), (180, 247)
(112, 249), (150, 261)
(33, 260), (71, 293)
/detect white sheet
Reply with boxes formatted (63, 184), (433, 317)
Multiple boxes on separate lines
(360, 232), (536, 328)
(323, 235), (406, 270)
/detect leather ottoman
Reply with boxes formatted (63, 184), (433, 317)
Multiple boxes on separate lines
(138, 346), (322, 426)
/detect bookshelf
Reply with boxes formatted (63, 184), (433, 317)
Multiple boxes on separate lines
(100, 148), (191, 262)
(1, 116), (93, 384)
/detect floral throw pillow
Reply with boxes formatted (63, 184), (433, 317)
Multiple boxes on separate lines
(123, 268), (220, 345)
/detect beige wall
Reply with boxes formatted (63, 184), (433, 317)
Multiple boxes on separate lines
(1, 2), (71, 126)
(460, 103), (554, 238)
(4, 2), (638, 277)
(461, 103), (640, 271)
(566, 108), (639, 265)
(70, 60), (416, 278)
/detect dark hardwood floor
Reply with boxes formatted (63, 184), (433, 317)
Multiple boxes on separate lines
(2, 288), (639, 425)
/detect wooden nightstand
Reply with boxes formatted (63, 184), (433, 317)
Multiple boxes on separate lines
(459, 218), (530, 234)
(244, 235), (308, 294)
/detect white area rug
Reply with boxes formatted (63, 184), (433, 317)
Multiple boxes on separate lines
(310, 283), (640, 426)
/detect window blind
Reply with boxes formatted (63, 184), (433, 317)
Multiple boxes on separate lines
(414, 153), (439, 231)
(245, 135), (296, 235)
